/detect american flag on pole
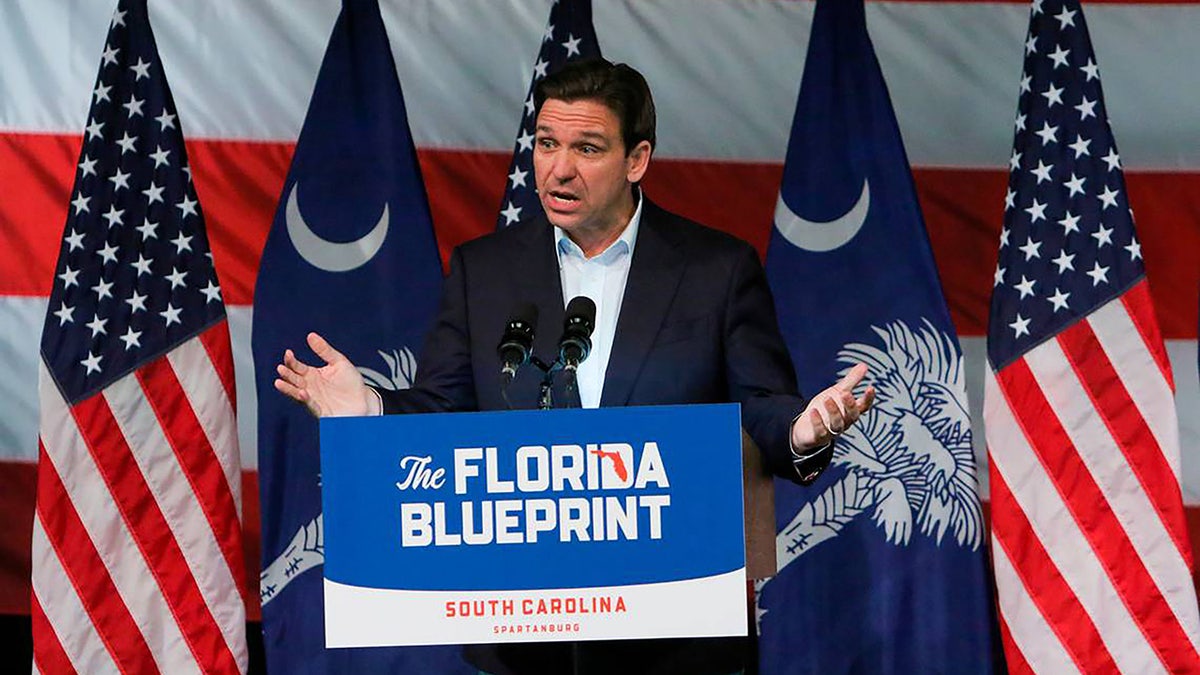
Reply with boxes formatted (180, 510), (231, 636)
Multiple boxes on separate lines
(496, 0), (600, 229)
(985, 1), (1200, 672)
(31, 1), (248, 672)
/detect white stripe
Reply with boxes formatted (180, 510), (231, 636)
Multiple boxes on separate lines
(1025, 334), (1200, 654)
(1, 1), (1200, 168)
(990, 535), (1081, 675)
(0, 296), (46, 462)
(167, 333), (242, 515)
(30, 516), (120, 675)
(0, 298), (261, 473)
(37, 362), (199, 675)
(983, 366), (1166, 675)
(103, 361), (246, 671)
(7, 320), (1200, 506)
(1089, 299), (1183, 480)
(964, 335), (1200, 505)
(226, 306), (258, 471)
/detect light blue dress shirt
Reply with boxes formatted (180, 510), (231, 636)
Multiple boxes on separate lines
(553, 194), (644, 408)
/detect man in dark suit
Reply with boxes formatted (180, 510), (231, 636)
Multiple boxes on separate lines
(275, 59), (874, 675)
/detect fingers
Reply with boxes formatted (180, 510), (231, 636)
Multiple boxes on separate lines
(858, 385), (877, 413)
(822, 397), (845, 434)
(276, 345), (324, 417)
(308, 332), (346, 366)
(273, 376), (306, 402)
(276, 361), (306, 389)
(837, 362), (869, 391)
(274, 378), (323, 417)
(808, 407), (830, 439)
(809, 365), (873, 441)
(283, 348), (309, 376)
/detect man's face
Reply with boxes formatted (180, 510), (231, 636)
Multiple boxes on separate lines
(533, 98), (650, 240)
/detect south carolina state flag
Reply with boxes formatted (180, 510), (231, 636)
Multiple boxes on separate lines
(251, 1), (470, 672)
(758, 1), (998, 672)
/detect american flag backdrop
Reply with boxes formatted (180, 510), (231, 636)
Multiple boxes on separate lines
(985, 0), (1200, 672)
(1, 0), (1200, 667)
(496, 0), (600, 230)
(31, 0), (248, 672)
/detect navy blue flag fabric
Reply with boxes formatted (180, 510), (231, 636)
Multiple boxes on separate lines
(758, 1), (997, 672)
(496, 0), (600, 229)
(251, 1), (469, 672)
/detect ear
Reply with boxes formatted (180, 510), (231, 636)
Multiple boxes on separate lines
(625, 140), (652, 183)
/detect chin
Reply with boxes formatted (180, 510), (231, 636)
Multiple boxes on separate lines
(542, 209), (578, 231)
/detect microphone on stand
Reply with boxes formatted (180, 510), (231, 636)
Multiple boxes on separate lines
(556, 297), (596, 406)
(558, 296), (596, 372)
(497, 303), (538, 387)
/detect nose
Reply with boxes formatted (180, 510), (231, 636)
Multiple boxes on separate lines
(548, 150), (577, 183)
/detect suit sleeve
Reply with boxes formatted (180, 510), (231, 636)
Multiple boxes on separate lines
(378, 247), (478, 414)
(722, 242), (830, 485)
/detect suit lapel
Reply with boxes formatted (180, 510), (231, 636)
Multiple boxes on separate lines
(600, 201), (686, 407)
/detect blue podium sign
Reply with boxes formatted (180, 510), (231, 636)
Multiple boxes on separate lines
(320, 404), (747, 647)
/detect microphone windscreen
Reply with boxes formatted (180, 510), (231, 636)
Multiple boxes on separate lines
(564, 296), (596, 329)
(512, 302), (539, 327)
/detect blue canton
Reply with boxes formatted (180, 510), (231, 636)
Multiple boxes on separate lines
(42, 0), (224, 405)
(988, 0), (1144, 368)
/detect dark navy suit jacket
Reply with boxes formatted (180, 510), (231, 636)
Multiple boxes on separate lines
(380, 199), (827, 481)
(378, 199), (827, 674)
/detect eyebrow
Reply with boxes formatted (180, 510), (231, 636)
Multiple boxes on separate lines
(535, 125), (609, 142)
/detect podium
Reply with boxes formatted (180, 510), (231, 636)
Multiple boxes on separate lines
(319, 404), (775, 648)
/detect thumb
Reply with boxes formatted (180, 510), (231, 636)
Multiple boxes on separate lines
(307, 332), (347, 366)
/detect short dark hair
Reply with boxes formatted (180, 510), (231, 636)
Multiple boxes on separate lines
(534, 58), (656, 155)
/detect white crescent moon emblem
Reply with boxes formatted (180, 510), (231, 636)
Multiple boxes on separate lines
(285, 182), (389, 272)
(773, 179), (870, 252)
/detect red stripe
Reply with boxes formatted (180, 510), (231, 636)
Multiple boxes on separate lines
(997, 358), (1199, 671)
(198, 319), (238, 412)
(71, 394), (239, 674)
(31, 588), (78, 675)
(994, 608), (1035, 675)
(989, 460), (1118, 674)
(6, 461), (1196, 623)
(3, 135), (1197, 338)
(188, 138), (293, 307)
(1059, 313), (1193, 567)
(240, 469), (262, 621)
(0, 459), (35, 615)
(34, 442), (157, 674)
(136, 353), (248, 602)
(0, 461), (267, 620)
(1122, 280), (1175, 391)
(0, 133), (77, 297)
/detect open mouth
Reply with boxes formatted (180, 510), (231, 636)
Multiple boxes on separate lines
(547, 190), (580, 207)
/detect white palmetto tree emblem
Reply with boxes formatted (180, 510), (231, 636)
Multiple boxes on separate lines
(358, 347), (417, 391)
(776, 319), (983, 571)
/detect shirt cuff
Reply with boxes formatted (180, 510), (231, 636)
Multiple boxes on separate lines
(789, 412), (833, 480)
(367, 386), (385, 416)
